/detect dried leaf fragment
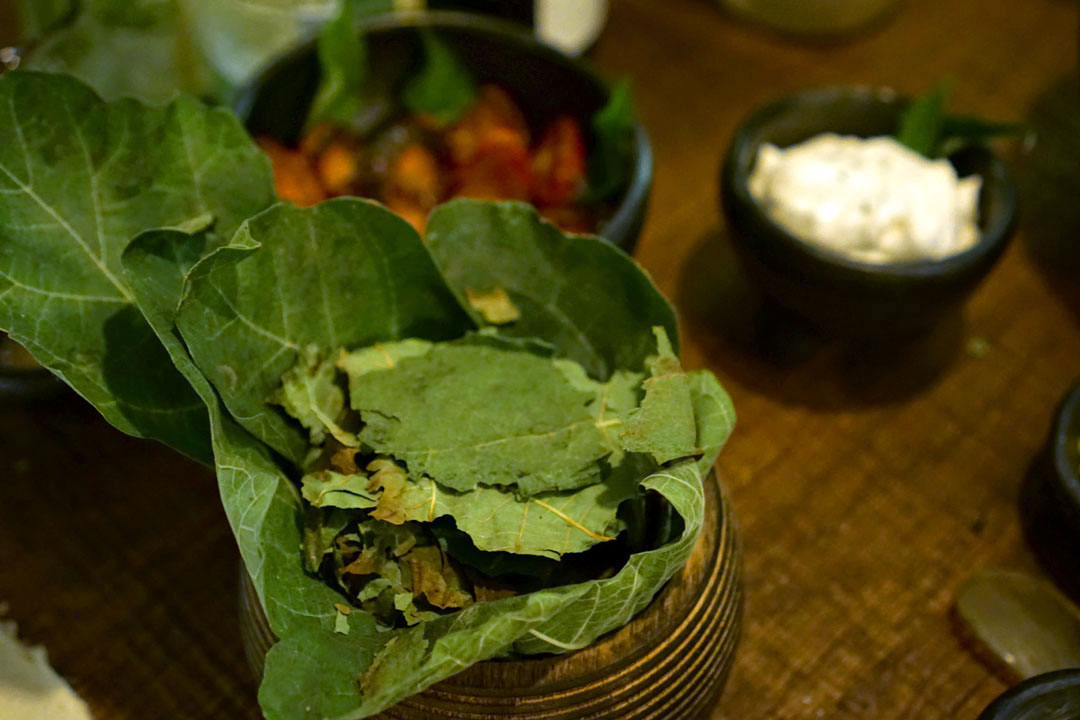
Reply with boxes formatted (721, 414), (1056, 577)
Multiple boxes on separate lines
(334, 608), (350, 635)
(465, 287), (521, 325)
(618, 328), (697, 464)
(366, 458), (412, 525)
(403, 545), (472, 609)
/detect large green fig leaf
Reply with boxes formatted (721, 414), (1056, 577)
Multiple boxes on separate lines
(618, 328), (698, 464)
(123, 226), (390, 717)
(344, 342), (638, 495)
(20, 0), (342, 103)
(0, 70), (274, 462)
(23, 0), (223, 103)
(425, 200), (679, 380)
(175, 199), (475, 464)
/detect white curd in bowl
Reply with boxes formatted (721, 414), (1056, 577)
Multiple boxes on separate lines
(747, 133), (982, 263)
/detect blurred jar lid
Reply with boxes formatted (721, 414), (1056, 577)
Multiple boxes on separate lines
(422, 0), (609, 55)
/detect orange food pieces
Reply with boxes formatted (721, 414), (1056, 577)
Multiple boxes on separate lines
(257, 138), (327, 208)
(317, 142), (360, 195)
(531, 115), (587, 207)
(446, 85), (530, 167)
(256, 83), (599, 234)
(384, 144), (443, 233)
(299, 123), (337, 156)
(453, 126), (533, 202)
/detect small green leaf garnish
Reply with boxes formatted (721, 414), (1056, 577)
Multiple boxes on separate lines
(401, 29), (477, 126)
(305, 0), (394, 131)
(896, 79), (951, 157)
(897, 79), (1023, 158)
(586, 78), (637, 202)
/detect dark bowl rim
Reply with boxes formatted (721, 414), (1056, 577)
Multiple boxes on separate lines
(1051, 377), (1080, 512)
(721, 84), (1019, 280)
(0, 364), (64, 403)
(977, 668), (1080, 720)
(231, 9), (653, 248)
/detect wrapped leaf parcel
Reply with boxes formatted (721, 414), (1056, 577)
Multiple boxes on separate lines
(0, 71), (736, 720)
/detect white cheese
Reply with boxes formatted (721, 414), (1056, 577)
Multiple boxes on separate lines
(0, 620), (92, 720)
(747, 133), (982, 263)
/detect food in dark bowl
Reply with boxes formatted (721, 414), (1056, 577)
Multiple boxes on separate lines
(260, 84), (596, 234)
(236, 11), (652, 252)
(720, 86), (1018, 337)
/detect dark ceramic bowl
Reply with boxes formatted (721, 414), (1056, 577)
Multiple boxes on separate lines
(1050, 379), (1080, 531)
(720, 86), (1018, 337)
(1019, 378), (1080, 603)
(977, 669), (1080, 720)
(234, 11), (652, 254)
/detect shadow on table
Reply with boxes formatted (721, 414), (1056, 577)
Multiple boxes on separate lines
(1018, 73), (1080, 328)
(677, 227), (965, 410)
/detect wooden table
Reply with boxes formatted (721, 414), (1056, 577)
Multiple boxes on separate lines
(2, 0), (1078, 717)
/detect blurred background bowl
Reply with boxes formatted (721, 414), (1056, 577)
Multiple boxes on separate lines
(1020, 377), (1080, 602)
(977, 668), (1080, 720)
(720, 86), (1018, 338)
(1049, 379), (1080, 535)
(234, 11), (652, 255)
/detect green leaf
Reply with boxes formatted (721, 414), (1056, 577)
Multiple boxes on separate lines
(586, 77), (637, 203)
(401, 29), (477, 126)
(896, 80), (951, 157)
(24, 0), (224, 103)
(425, 200), (679, 380)
(336, 338), (434, 378)
(618, 327), (697, 464)
(937, 114), (1026, 156)
(214, 404), (390, 720)
(307, 1), (368, 129)
(175, 199), (476, 464)
(357, 470), (636, 559)
(941, 114), (1025, 142)
(126, 229), (391, 715)
(302, 470), (377, 510)
(15, 0), (75, 44)
(120, 224), (390, 718)
(342, 342), (633, 495)
(302, 507), (352, 572)
(182, 0), (337, 90)
(304, 0), (395, 131)
(21, 0), (362, 104)
(0, 71), (274, 463)
(686, 369), (737, 476)
(271, 345), (356, 447)
(334, 608), (351, 634)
